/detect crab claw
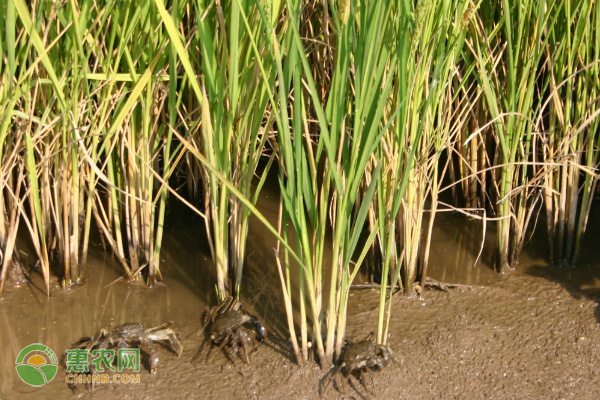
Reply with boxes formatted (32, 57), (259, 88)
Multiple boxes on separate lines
(251, 317), (267, 341)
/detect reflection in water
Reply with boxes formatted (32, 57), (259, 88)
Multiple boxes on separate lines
(427, 211), (500, 285)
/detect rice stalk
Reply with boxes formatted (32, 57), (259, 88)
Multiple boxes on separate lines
(541, 0), (600, 266)
(469, 0), (552, 270)
(81, 1), (182, 285)
(374, 0), (473, 344)
(267, 0), (397, 367)
(9, 0), (73, 293)
(179, 0), (277, 300)
(0, 0), (26, 290)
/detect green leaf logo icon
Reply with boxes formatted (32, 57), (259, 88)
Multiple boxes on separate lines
(15, 343), (58, 387)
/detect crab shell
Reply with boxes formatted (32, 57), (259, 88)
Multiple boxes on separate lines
(341, 340), (394, 374)
(208, 298), (268, 343)
(199, 297), (268, 364)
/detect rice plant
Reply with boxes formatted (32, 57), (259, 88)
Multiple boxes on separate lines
(84, 1), (192, 286)
(468, 0), (552, 271)
(265, 0), (404, 367)
(541, 0), (600, 266)
(151, 0), (285, 301)
(5, 0), (97, 292)
(178, 0), (279, 300)
(0, 0), (26, 291)
(374, 0), (473, 344)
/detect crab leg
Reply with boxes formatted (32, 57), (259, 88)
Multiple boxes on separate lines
(139, 337), (160, 374)
(239, 335), (251, 365)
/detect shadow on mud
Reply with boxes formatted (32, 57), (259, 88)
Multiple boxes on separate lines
(523, 202), (600, 325)
(525, 263), (600, 326)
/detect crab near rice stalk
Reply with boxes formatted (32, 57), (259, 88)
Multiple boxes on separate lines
(197, 296), (267, 364)
(326, 331), (399, 395)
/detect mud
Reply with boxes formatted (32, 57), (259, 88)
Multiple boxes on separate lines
(1, 204), (599, 399)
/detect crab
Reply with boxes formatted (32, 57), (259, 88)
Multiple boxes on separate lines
(196, 296), (267, 364)
(73, 321), (183, 374)
(327, 331), (399, 395)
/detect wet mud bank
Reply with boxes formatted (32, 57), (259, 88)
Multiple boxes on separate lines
(3, 268), (599, 399)
(1, 206), (599, 399)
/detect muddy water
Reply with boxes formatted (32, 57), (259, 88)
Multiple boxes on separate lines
(1, 198), (599, 399)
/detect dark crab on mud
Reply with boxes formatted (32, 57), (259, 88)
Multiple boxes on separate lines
(196, 296), (267, 364)
(325, 331), (399, 395)
(71, 321), (183, 375)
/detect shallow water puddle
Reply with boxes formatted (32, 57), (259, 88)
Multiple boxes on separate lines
(0, 229), (208, 396)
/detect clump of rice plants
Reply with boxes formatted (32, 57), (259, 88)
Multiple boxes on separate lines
(2, 1), (599, 381)
(540, 0), (600, 266)
(5, 0), (98, 292)
(3, 0), (186, 291)
(267, 0), (398, 367)
(190, 0), (278, 300)
(153, 0), (283, 300)
(373, 0), (473, 344)
(71, 0), (180, 286)
(465, 0), (551, 271)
